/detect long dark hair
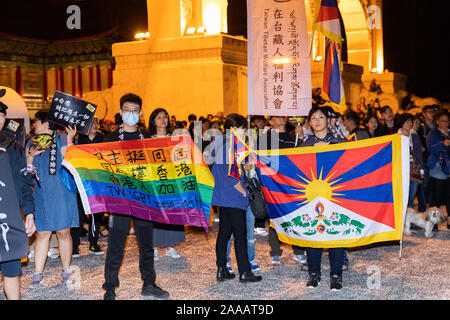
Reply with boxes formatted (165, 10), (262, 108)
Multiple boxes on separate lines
(223, 113), (246, 130)
(148, 108), (170, 136)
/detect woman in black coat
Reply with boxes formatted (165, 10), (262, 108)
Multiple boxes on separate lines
(0, 102), (36, 299)
(300, 106), (347, 291)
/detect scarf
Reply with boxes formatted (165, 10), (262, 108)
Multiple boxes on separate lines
(48, 132), (58, 175)
(117, 126), (144, 141)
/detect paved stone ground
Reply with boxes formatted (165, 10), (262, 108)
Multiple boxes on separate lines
(1, 220), (449, 301)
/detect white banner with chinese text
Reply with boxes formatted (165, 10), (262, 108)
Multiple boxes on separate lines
(247, 0), (312, 116)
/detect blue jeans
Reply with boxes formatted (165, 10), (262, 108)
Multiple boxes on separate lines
(226, 206), (255, 262)
(408, 181), (419, 208)
(416, 183), (427, 212)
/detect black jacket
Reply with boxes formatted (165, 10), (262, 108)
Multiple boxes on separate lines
(257, 129), (298, 150)
(301, 132), (348, 147)
(0, 131), (34, 262)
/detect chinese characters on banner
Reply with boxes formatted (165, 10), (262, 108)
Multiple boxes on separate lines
(247, 0), (312, 116)
(62, 135), (214, 231)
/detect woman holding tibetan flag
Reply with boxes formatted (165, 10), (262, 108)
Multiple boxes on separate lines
(212, 113), (262, 283)
(301, 106), (347, 291)
(148, 107), (186, 260)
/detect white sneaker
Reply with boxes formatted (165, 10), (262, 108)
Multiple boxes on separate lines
(254, 227), (268, 236)
(48, 248), (60, 259)
(154, 248), (159, 261)
(293, 254), (307, 264)
(165, 247), (181, 259)
(28, 250), (34, 263)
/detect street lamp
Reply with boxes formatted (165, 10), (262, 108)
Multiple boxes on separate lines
(135, 32), (150, 40)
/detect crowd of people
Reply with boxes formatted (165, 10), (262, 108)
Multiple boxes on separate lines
(0, 92), (449, 299)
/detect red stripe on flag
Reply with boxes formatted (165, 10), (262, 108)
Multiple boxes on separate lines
(335, 163), (392, 192)
(286, 153), (317, 181)
(260, 185), (303, 205)
(315, 4), (340, 23)
(323, 41), (333, 95)
(331, 198), (395, 229)
(325, 142), (391, 181)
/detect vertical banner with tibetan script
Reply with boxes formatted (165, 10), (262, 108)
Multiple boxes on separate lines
(247, 0), (312, 116)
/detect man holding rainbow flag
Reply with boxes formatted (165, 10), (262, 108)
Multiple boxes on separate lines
(63, 94), (215, 300)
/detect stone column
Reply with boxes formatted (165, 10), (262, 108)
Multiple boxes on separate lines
(43, 67), (48, 102)
(59, 67), (65, 92)
(148, 0), (183, 40)
(71, 68), (76, 97)
(96, 64), (101, 91)
(55, 67), (60, 91)
(368, 0), (384, 73)
(77, 65), (83, 98)
(89, 66), (94, 91)
(15, 65), (22, 96)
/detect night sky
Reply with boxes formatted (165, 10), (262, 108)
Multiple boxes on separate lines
(227, 0), (450, 102)
(382, 0), (450, 102)
(1, 0), (448, 102)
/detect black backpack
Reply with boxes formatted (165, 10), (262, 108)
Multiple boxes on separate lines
(243, 173), (268, 220)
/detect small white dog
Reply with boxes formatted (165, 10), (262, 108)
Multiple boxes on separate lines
(404, 207), (446, 238)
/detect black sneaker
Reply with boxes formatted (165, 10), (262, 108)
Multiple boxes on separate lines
(142, 283), (170, 299)
(89, 244), (104, 256)
(104, 289), (116, 300)
(80, 227), (88, 237)
(306, 273), (321, 288)
(330, 275), (343, 291)
(238, 271), (262, 283)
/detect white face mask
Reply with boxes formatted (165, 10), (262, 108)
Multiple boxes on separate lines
(122, 112), (139, 126)
(235, 128), (246, 140)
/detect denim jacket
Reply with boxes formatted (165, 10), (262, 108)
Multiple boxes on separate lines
(211, 135), (249, 210)
(426, 127), (450, 175)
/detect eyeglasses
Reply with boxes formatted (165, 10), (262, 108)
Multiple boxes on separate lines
(123, 108), (140, 114)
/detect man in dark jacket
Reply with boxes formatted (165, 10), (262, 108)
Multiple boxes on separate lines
(0, 101), (36, 299)
(101, 93), (168, 300)
(378, 106), (397, 136)
(344, 110), (370, 140)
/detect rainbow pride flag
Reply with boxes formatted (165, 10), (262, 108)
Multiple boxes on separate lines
(62, 135), (214, 231)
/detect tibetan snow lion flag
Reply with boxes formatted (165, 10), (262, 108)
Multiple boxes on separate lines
(62, 135), (214, 232)
(312, 0), (346, 107)
(312, 0), (342, 44)
(253, 135), (410, 248)
(227, 127), (250, 181)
